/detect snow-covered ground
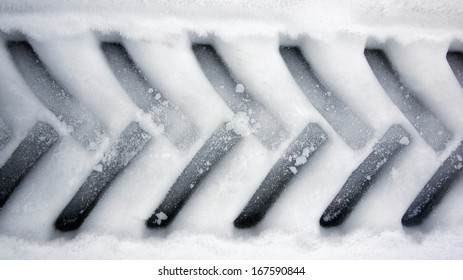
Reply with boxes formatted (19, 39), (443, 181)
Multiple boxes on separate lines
(0, 0), (463, 259)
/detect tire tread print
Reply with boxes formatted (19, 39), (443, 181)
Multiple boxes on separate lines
(0, 38), (462, 231)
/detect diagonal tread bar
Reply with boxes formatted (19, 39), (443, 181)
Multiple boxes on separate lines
(0, 118), (12, 150)
(447, 51), (463, 89)
(1, 121), (59, 208)
(8, 41), (105, 151)
(280, 46), (373, 150)
(402, 141), (463, 227)
(365, 49), (452, 152)
(320, 124), (410, 227)
(234, 123), (328, 228)
(146, 123), (242, 228)
(193, 44), (287, 150)
(102, 43), (198, 150)
(55, 122), (151, 232)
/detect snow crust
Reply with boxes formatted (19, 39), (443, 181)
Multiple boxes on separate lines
(0, 0), (463, 259)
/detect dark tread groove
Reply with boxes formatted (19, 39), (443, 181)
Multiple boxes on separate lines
(1, 122), (59, 208)
(102, 43), (198, 150)
(402, 140), (463, 227)
(320, 124), (410, 227)
(280, 46), (373, 150)
(8, 41), (105, 151)
(234, 123), (328, 228)
(0, 118), (12, 150)
(146, 123), (242, 228)
(193, 44), (287, 150)
(55, 122), (151, 232)
(365, 49), (452, 152)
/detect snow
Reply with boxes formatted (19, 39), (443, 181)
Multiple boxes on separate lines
(0, 0), (463, 260)
(399, 136), (410, 146)
(225, 112), (252, 136)
(289, 166), (298, 174)
(235, 83), (245, 93)
(294, 156), (307, 166)
(93, 164), (103, 172)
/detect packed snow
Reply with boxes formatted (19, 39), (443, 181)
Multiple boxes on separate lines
(0, 0), (463, 259)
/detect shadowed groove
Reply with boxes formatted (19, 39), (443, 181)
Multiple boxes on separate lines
(193, 44), (287, 150)
(146, 123), (242, 228)
(102, 43), (198, 150)
(0, 118), (12, 150)
(447, 51), (463, 89)
(365, 49), (452, 152)
(402, 141), (463, 227)
(1, 122), (59, 208)
(234, 123), (328, 228)
(280, 46), (373, 150)
(8, 41), (105, 151)
(55, 122), (151, 232)
(320, 124), (410, 227)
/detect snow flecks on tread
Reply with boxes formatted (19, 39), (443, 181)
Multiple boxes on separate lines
(320, 124), (410, 227)
(102, 42), (198, 150)
(280, 46), (373, 150)
(193, 43), (287, 150)
(0, 118), (12, 150)
(402, 141), (463, 227)
(146, 123), (242, 228)
(234, 123), (327, 228)
(225, 112), (252, 137)
(0, 122), (59, 208)
(55, 122), (151, 232)
(365, 49), (453, 152)
(235, 83), (245, 93)
(8, 41), (106, 151)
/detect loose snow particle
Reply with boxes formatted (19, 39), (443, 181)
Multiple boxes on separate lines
(235, 83), (245, 93)
(302, 148), (310, 157)
(289, 166), (297, 174)
(399, 136), (410, 145)
(190, 184), (195, 189)
(288, 155), (293, 162)
(155, 212), (168, 225)
(148, 87), (154, 94)
(365, 175), (371, 180)
(457, 155), (462, 162)
(294, 156), (307, 166)
(455, 163), (463, 170)
(93, 164), (103, 172)
(225, 112), (251, 136)
(155, 93), (161, 100)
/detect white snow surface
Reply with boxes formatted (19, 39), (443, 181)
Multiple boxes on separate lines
(0, 0), (463, 259)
